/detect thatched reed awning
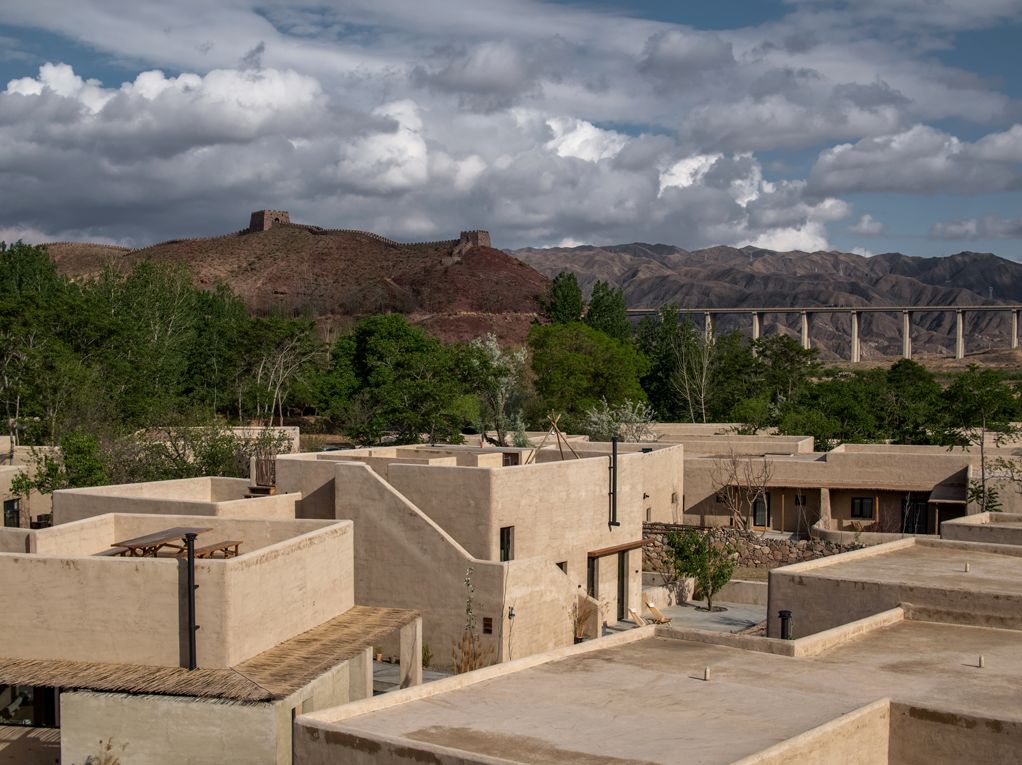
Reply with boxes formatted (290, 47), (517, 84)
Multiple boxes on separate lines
(0, 605), (418, 702)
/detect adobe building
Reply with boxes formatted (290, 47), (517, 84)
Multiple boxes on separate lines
(51, 476), (298, 526)
(942, 511), (1022, 545)
(0, 513), (421, 764)
(767, 537), (1022, 638)
(295, 586), (1022, 764)
(276, 441), (684, 666)
(0, 436), (55, 529)
(680, 441), (970, 536)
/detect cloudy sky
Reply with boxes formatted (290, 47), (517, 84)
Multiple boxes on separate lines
(1, 0), (1021, 256)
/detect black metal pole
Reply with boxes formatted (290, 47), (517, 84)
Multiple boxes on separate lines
(610, 436), (620, 527)
(185, 532), (198, 670)
(779, 609), (793, 640)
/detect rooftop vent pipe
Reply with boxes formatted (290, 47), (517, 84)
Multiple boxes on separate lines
(609, 437), (620, 527)
(185, 532), (198, 670)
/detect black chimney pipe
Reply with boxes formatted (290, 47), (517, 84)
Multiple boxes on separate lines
(185, 532), (198, 670)
(779, 609), (793, 640)
(609, 436), (620, 527)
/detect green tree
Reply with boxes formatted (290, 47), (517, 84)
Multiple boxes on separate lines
(754, 334), (820, 405)
(665, 528), (735, 612)
(322, 315), (465, 445)
(943, 365), (1020, 512)
(584, 281), (631, 341)
(528, 322), (648, 428)
(463, 334), (527, 446)
(885, 359), (943, 444)
(12, 430), (110, 495)
(635, 305), (683, 419)
(539, 271), (584, 324)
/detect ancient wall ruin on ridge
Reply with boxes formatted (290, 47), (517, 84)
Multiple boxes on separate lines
(248, 209), (291, 232)
(244, 211), (492, 251)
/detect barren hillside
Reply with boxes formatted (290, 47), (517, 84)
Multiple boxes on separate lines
(47, 223), (547, 344)
(511, 244), (1022, 359)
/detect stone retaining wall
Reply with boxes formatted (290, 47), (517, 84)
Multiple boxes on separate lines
(643, 523), (859, 570)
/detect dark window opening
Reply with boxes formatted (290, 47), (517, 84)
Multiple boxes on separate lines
(482, 617), (493, 634)
(616, 552), (627, 622)
(902, 497), (928, 534)
(753, 493), (770, 527)
(3, 499), (19, 529)
(556, 561), (567, 573)
(851, 497), (875, 520)
(502, 452), (520, 467)
(499, 526), (514, 562)
(0, 685), (58, 728)
(587, 557), (598, 598)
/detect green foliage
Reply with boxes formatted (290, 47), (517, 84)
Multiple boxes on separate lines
(584, 281), (631, 341)
(540, 271), (584, 324)
(2, 246), (322, 445)
(753, 334), (821, 405)
(464, 334), (527, 445)
(885, 360), (944, 444)
(316, 314), (466, 445)
(635, 307), (763, 423)
(579, 398), (656, 442)
(528, 322), (648, 428)
(13, 431), (109, 495)
(665, 529), (735, 611)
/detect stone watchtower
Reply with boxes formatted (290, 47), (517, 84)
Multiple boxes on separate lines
(453, 230), (492, 255)
(248, 210), (291, 232)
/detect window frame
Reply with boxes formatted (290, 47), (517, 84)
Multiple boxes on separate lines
(850, 496), (876, 520)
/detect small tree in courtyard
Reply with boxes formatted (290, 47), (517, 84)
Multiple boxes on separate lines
(665, 529), (735, 612)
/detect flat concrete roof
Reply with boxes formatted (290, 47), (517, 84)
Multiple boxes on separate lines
(793, 542), (1022, 595)
(331, 620), (1022, 765)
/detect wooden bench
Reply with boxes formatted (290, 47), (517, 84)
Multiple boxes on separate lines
(178, 540), (243, 559)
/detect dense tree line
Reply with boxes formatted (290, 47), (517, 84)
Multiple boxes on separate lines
(4, 247), (1021, 488)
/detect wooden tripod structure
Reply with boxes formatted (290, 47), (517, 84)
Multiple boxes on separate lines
(523, 414), (581, 464)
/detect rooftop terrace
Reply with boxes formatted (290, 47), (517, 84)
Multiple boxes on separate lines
(302, 618), (1022, 764)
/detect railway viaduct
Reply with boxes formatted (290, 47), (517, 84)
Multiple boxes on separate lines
(625, 305), (1022, 361)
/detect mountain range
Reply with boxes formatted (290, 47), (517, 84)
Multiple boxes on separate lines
(510, 244), (1022, 359)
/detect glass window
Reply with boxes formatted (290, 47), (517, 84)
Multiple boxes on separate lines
(499, 526), (514, 562)
(851, 497), (875, 520)
(2, 499), (19, 528)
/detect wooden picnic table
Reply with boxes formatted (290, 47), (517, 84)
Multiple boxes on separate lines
(109, 526), (212, 557)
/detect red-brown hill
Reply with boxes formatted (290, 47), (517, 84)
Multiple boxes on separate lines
(45, 224), (547, 344)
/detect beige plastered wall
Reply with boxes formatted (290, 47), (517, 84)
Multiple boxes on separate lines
(277, 456), (579, 667)
(53, 479), (298, 525)
(766, 539), (1022, 638)
(683, 449), (969, 531)
(0, 515), (353, 667)
(887, 702), (1022, 765)
(0, 466), (52, 524)
(942, 512), (1022, 545)
(61, 692), (280, 765)
(277, 448), (674, 657)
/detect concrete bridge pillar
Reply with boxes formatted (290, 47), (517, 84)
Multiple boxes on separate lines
(751, 311), (761, 341)
(902, 310), (912, 360)
(850, 311), (860, 363)
(1012, 310), (1019, 351)
(704, 312), (713, 343)
(955, 310), (965, 359)
(800, 311), (810, 350)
